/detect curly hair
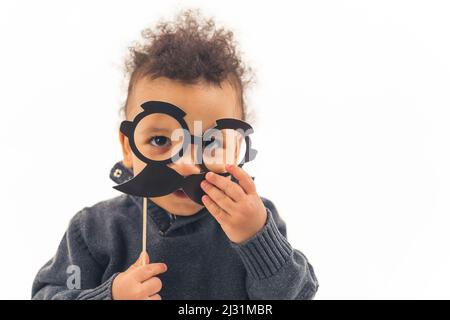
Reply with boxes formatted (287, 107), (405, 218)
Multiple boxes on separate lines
(122, 9), (253, 120)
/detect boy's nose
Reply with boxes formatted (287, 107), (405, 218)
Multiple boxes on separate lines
(169, 145), (202, 176)
(171, 162), (202, 176)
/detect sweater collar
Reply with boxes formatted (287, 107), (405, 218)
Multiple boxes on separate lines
(109, 161), (209, 234)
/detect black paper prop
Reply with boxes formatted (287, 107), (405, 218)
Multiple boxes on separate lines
(113, 100), (257, 205)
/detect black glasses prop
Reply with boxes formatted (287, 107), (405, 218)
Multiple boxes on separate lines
(114, 100), (257, 204)
(112, 101), (257, 262)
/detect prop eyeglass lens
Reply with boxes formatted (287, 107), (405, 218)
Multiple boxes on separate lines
(134, 113), (185, 162)
(202, 128), (247, 173)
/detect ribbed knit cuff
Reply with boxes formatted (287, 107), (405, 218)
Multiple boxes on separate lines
(231, 209), (293, 280)
(77, 273), (120, 300)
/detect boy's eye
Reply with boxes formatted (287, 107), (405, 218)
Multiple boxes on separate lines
(203, 137), (215, 148)
(150, 136), (171, 147)
(204, 136), (223, 149)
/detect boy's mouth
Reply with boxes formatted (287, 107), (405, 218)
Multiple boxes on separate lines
(173, 188), (188, 198)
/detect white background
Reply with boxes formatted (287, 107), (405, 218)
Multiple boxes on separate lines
(0, 0), (449, 299)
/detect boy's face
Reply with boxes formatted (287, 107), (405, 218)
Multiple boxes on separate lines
(120, 76), (243, 216)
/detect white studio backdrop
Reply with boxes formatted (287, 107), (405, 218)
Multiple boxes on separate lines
(0, 0), (449, 299)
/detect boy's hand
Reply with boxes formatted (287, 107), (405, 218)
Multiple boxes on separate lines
(112, 252), (167, 300)
(201, 164), (268, 244)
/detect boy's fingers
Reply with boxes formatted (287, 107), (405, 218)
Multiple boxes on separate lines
(130, 251), (149, 270)
(146, 294), (162, 300)
(202, 195), (229, 224)
(141, 276), (163, 296)
(133, 263), (167, 282)
(201, 180), (235, 212)
(226, 165), (256, 195)
(205, 172), (245, 202)
(144, 251), (150, 264)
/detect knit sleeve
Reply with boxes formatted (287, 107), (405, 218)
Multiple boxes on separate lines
(31, 210), (119, 300)
(230, 198), (319, 299)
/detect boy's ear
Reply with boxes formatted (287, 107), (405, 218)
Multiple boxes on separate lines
(119, 130), (133, 169)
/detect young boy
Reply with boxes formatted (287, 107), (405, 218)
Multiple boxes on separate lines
(31, 10), (318, 300)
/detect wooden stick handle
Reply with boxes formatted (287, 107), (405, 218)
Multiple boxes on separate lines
(142, 197), (148, 265)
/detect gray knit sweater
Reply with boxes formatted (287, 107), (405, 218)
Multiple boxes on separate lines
(31, 161), (318, 300)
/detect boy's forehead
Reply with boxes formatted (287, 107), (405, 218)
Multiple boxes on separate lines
(127, 76), (242, 129)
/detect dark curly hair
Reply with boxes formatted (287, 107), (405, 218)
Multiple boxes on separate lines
(122, 9), (253, 120)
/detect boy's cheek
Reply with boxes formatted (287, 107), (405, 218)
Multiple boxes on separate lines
(131, 156), (146, 176)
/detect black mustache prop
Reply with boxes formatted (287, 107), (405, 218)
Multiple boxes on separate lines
(113, 163), (228, 205)
(112, 100), (257, 205)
